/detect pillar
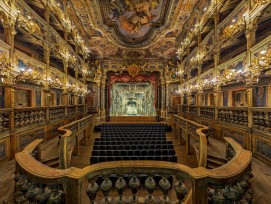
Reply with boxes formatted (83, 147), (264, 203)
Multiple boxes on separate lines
(100, 77), (106, 121)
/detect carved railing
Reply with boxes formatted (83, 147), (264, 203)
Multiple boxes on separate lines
(58, 115), (93, 169)
(182, 105), (188, 113)
(14, 107), (46, 128)
(218, 107), (248, 126)
(15, 137), (252, 204)
(49, 106), (65, 120)
(252, 108), (271, 133)
(188, 105), (197, 115)
(0, 109), (10, 132)
(67, 105), (76, 116)
(86, 106), (97, 113)
(199, 106), (215, 119)
(169, 106), (178, 113)
(173, 114), (208, 168)
(77, 105), (85, 114)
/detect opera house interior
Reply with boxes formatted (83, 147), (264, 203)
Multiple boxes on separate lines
(1, 0), (271, 203)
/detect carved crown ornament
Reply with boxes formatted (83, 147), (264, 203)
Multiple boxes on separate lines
(47, 73), (63, 89)
(0, 52), (14, 84)
(15, 10), (42, 36)
(15, 62), (44, 84)
(248, 48), (271, 81)
(220, 16), (246, 42)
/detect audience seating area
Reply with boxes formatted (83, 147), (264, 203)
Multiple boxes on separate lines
(90, 123), (177, 164)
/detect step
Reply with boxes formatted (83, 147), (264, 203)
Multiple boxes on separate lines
(207, 158), (226, 167)
(207, 163), (219, 169)
(41, 156), (59, 168)
(207, 154), (228, 163)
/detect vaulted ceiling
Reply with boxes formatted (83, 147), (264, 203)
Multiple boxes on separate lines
(21, 0), (241, 63)
(70, 0), (197, 60)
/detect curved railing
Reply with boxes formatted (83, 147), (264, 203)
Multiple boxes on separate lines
(173, 114), (208, 167)
(58, 114), (94, 169)
(15, 137), (252, 204)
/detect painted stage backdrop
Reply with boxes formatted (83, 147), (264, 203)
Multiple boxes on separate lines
(110, 82), (156, 116)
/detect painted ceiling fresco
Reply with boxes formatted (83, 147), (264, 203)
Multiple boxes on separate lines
(100, 0), (170, 44)
(70, 0), (198, 59)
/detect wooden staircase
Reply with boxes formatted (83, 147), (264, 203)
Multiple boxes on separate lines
(39, 137), (60, 168)
(206, 154), (228, 169)
(41, 156), (60, 168)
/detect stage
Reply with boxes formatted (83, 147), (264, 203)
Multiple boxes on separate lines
(109, 116), (158, 123)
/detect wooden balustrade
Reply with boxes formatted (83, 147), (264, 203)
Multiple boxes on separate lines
(0, 108), (11, 132)
(217, 107), (248, 126)
(199, 106), (215, 119)
(182, 105), (188, 113)
(0, 105), (97, 132)
(14, 107), (47, 128)
(87, 106), (98, 113)
(49, 106), (65, 120)
(188, 105), (197, 115)
(67, 105), (76, 115)
(252, 108), (271, 133)
(58, 115), (94, 169)
(169, 106), (178, 113)
(15, 136), (252, 204)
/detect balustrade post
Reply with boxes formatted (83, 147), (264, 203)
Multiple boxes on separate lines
(192, 178), (208, 204)
(246, 86), (254, 150)
(86, 180), (99, 204)
(145, 176), (156, 203)
(185, 121), (190, 155)
(5, 86), (15, 158)
(66, 178), (82, 204)
(101, 177), (113, 203)
(129, 175), (140, 203)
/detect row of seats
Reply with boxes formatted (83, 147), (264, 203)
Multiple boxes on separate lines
(91, 123), (177, 165)
(90, 155), (177, 164)
(100, 133), (166, 137)
(93, 144), (174, 151)
(94, 141), (171, 145)
(101, 124), (164, 126)
(95, 138), (168, 142)
(92, 149), (175, 157)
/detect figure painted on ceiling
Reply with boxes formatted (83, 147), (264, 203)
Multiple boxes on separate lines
(109, 0), (161, 35)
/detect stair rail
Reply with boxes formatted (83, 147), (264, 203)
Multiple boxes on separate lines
(15, 137), (252, 204)
(173, 114), (208, 167)
(58, 114), (94, 169)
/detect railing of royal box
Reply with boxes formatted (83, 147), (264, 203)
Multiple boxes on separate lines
(14, 107), (47, 128)
(252, 107), (271, 133)
(217, 107), (248, 126)
(199, 106), (215, 119)
(0, 108), (11, 132)
(58, 115), (94, 169)
(15, 136), (252, 204)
